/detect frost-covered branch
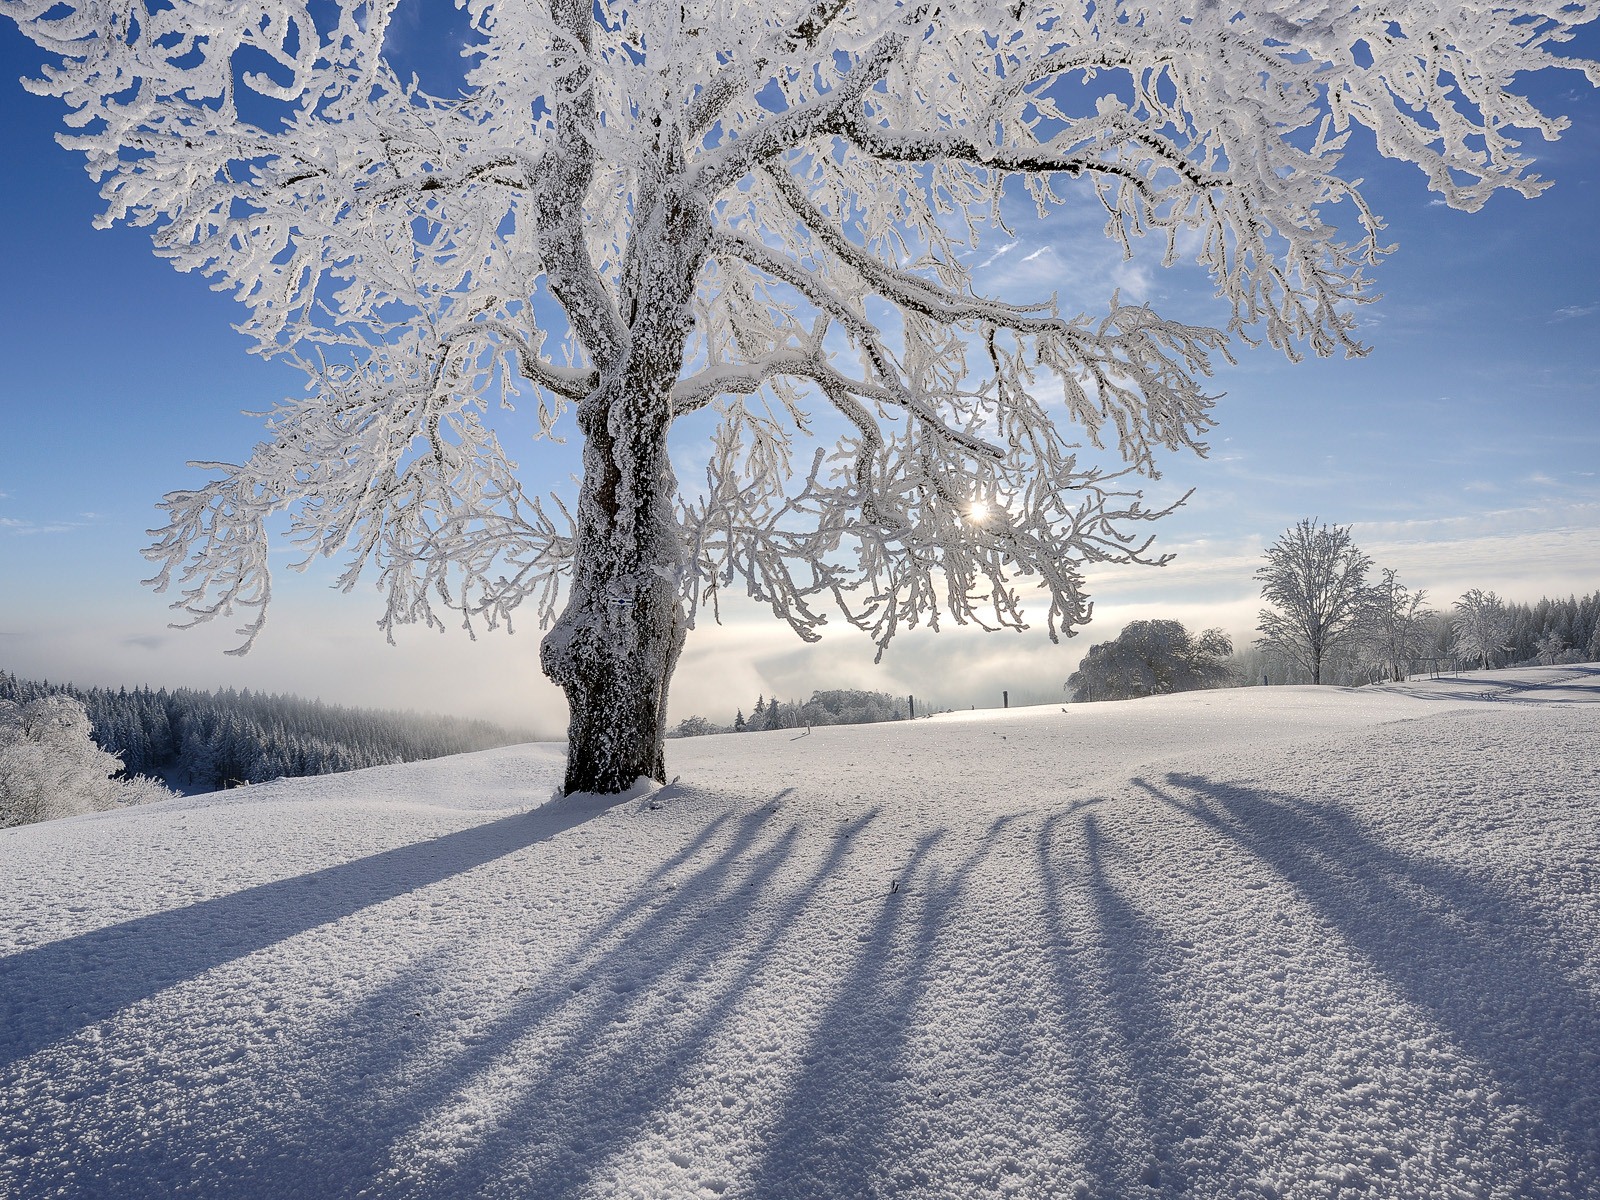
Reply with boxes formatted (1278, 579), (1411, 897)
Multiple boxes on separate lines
(7, 0), (1593, 690)
(144, 337), (574, 652)
(680, 372), (1186, 657)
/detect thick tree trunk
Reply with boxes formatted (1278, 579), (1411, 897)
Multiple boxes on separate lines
(540, 376), (686, 795)
(540, 168), (708, 795)
(542, 584), (684, 794)
(537, 157), (707, 790)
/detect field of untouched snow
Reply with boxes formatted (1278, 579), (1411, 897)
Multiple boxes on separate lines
(3, 666), (1598, 1199)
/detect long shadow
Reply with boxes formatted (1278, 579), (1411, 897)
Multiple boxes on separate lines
(99, 803), (881, 1200)
(744, 822), (1007, 1199)
(1146, 771), (1600, 1191)
(1035, 811), (1243, 1198)
(0, 797), (623, 1069)
(4, 799), (852, 1199)
(1391, 663), (1600, 703)
(445, 805), (865, 1198)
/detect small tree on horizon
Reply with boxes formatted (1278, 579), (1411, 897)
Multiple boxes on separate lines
(1453, 589), (1514, 671)
(8, 3), (1595, 793)
(1534, 630), (1569, 666)
(1358, 568), (1434, 683)
(1067, 620), (1232, 703)
(1256, 520), (1372, 686)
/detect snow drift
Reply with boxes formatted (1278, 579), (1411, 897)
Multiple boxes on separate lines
(2, 667), (1598, 1199)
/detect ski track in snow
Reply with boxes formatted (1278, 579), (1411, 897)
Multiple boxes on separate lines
(2, 667), (1598, 1199)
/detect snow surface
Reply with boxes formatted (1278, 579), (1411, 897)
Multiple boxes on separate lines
(2, 666), (1598, 1199)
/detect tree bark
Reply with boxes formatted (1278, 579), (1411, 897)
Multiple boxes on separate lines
(540, 352), (689, 793)
(539, 179), (706, 794)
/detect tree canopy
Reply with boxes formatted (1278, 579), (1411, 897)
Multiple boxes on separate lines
(1452, 588), (1514, 671)
(9, 0), (1596, 790)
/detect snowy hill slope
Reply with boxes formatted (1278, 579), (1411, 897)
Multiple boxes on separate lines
(2, 667), (1598, 1199)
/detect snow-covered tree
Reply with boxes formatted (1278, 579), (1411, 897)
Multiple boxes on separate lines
(8, 3), (1596, 793)
(797, 689), (906, 726)
(1357, 568), (1434, 683)
(669, 715), (722, 739)
(1256, 519), (1371, 685)
(1067, 619), (1232, 702)
(0, 695), (170, 828)
(1534, 630), (1569, 666)
(1453, 589), (1513, 670)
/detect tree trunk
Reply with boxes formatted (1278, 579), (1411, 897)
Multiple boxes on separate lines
(543, 586), (684, 794)
(540, 374), (686, 795)
(539, 170), (708, 795)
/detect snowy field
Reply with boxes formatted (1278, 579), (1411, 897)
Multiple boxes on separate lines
(2, 665), (1598, 1200)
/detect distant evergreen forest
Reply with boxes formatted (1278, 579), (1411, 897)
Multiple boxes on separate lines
(1495, 591), (1600, 664)
(670, 688), (909, 738)
(0, 670), (535, 793)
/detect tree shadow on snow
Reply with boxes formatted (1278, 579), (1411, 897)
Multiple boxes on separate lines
(4, 794), (897, 1199)
(0, 795), (623, 1069)
(1389, 662), (1600, 704)
(1034, 810), (1248, 1199)
(743, 819), (1008, 1199)
(1143, 771), (1600, 1192)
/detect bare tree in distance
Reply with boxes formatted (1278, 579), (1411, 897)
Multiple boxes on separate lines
(1257, 520), (1372, 685)
(1359, 568), (1435, 683)
(7, 3), (1596, 793)
(1453, 589), (1514, 671)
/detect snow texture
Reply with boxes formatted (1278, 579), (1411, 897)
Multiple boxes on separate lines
(2, 666), (1598, 1198)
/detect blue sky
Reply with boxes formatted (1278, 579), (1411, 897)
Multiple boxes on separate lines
(1, 16), (1597, 732)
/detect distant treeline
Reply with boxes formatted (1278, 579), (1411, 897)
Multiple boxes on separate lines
(1496, 592), (1600, 664)
(1240, 588), (1600, 687)
(0, 670), (534, 793)
(671, 688), (907, 737)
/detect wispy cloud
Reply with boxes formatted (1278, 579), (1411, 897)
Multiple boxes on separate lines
(974, 241), (1017, 269)
(1552, 302), (1598, 321)
(0, 515), (90, 536)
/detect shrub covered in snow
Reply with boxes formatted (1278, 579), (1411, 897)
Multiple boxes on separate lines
(0, 696), (174, 829)
(669, 715), (725, 739)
